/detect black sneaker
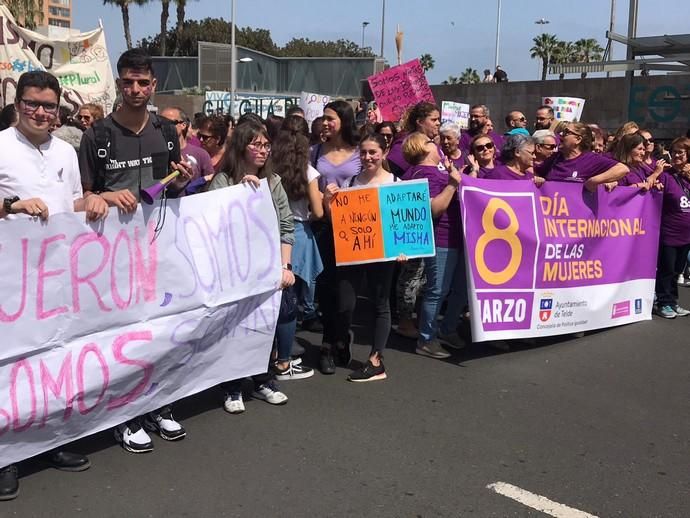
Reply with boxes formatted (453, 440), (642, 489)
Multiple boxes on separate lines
(319, 349), (336, 375)
(336, 330), (354, 367)
(0, 465), (18, 501)
(348, 358), (387, 382)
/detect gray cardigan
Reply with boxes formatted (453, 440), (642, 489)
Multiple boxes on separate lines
(208, 172), (295, 246)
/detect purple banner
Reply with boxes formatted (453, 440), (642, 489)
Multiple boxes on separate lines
(459, 177), (662, 340)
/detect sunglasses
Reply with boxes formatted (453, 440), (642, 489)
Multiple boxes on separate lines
(473, 142), (495, 152)
(538, 143), (557, 150)
(198, 133), (217, 141)
(644, 138), (654, 145)
(513, 116), (527, 122)
(20, 98), (59, 114)
(560, 128), (582, 138)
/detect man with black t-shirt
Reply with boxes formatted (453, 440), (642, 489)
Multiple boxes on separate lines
(79, 49), (192, 454)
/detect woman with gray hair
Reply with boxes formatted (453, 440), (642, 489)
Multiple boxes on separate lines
(532, 129), (558, 166)
(439, 122), (464, 170)
(482, 134), (544, 185)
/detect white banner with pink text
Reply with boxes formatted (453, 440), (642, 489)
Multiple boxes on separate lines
(0, 181), (282, 467)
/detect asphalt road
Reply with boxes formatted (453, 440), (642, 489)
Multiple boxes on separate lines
(4, 291), (690, 517)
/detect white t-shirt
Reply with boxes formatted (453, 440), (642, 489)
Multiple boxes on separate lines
(289, 165), (320, 222)
(0, 127), (83, 219)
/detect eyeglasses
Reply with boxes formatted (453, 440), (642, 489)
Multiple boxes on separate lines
(20, 98), (59, 114)
(171, 119), (186, 125)
(198, 133), (217, 141)
(671, 149), (687, 155)
(249, 141), (271, 152)
(473, 142), (495, 152)
(513, 116), (527, 122)
(538, 143), (557, 150)
(535, 116), (552, 121)
(560, 128), (582, 138)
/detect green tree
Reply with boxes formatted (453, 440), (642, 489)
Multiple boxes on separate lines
(4, 0), (44, 29)
(160, 0), (170, 55)
(280, 37), (374, 57)
(553, 40), (576, 79)
(419, 53), (435, 72)
(573, 38), (604, 78)
(530, 33), (559, 81)
(441, 76), (459, 85)
(173, 0), (197, 55)
(103, 0), (150, 50)
(459, 68), (480, 84)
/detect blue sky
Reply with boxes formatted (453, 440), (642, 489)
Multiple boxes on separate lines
(75, 0), (690, 84)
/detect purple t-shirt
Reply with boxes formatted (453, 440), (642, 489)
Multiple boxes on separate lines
(186, 135), (202, 148)
(659, 170), (690, 247)
(462, 164), (495, 177)
(386, 134), (409, 177)
(311, 145), (361, 190)
(618, 164), (648, 186)
(403, 164), (460, 249)
(537, 151), (619, 183)
(459, 130), (504, 156)
(180, 144), (214, 195)
(482, 164), (534, 181)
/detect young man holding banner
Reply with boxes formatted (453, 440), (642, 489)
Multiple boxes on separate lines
(0, 71), (109, 500)
(79, 49), (192, 454)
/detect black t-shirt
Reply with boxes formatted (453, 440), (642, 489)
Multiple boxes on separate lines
(79, 114), (179, 201)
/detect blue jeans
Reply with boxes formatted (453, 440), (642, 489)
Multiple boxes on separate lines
(275, 319), (297, 362)
(296, 277), (318, 321)
(418, 247), (468, 343)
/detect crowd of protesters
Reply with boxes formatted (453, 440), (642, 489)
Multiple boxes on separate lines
(1, 47), (689, 501)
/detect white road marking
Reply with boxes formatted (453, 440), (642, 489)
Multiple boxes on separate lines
(487, 481), (599, 518)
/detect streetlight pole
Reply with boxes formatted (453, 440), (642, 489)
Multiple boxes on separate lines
(230, 0), (237, 119)
(494, 0), (502, 69)
(361, 21), (370, 49)
(380, 0), (385, 58)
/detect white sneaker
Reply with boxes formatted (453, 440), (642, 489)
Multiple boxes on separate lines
(114, 420), (154, 453)
(677, 274), (686, 285)
(223, 392), (245, 414)
(252, 382), (288, 405)
(145, 409), (186, 441)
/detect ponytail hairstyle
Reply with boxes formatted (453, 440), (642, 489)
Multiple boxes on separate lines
(401, 101), (440, 134)
(272, 115), (311, 200)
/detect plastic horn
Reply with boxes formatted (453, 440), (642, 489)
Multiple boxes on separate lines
(140, 170), (181, 205)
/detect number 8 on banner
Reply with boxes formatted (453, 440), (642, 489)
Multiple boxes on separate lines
(461, 189), (539, 290)
(475, 198), (522, 285)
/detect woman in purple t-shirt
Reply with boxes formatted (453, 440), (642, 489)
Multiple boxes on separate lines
(310, 100), (361, 374)
(484, 134), (545, 185)
(402, 132), (467, 359)
(464, 134), (496, 177)
(654, 137), (690, 319)
(614, 133), (667, 188)
(440, 122), (465, 171)
(536, 122), (629, 189)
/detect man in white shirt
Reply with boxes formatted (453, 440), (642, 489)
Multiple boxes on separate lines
(0, 70), (108, 501)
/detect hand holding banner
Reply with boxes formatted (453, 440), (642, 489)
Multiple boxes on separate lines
(331, 179), (435, 265)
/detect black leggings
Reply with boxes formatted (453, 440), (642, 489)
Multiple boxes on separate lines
(314, 221), (338, 346)
(335, 262), (395, 355)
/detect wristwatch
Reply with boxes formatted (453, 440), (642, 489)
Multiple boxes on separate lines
(3, 196), (19, 214)
(282, 263), (293, 271)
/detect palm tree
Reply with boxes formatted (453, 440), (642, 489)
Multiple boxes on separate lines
(4, 0), (44, 29)
(419, 53), (435, 73)
(173, 0), (197, 56)
(459, 68), (480, 84)
(441, 76), (459, 85)
(553, 40), (576, 79)
(530, 33), (559, 81)
(160, 0), (170, 55)
(573, 38), (604, 78)
(103, 0), (150, 50)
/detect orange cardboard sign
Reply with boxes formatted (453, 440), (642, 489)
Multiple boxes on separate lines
(330, 187), (385, 265)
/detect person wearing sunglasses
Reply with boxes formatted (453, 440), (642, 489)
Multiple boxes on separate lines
(402, 132), (467, 358)
(76, 103), (104, 129)
(535, 122), (629, 191)
(652, 137), (690, 319)
(459, 104), (503, 156)
(637, 129), (657, 173)
(465, 134), (497, 177)
(532, 129), (558, 167)
(196, 115), (229, 173)
(504, 111), (528, 133)
(374, 120), (397, 154)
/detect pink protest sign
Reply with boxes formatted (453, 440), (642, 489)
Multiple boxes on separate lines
(367, 59), (435, 122)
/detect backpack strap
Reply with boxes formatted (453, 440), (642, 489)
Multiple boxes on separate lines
(151, 113), (181, 165)
(91, 119), (112, 192)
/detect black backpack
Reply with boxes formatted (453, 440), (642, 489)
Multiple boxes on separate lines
(91, 113), (180, 185)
